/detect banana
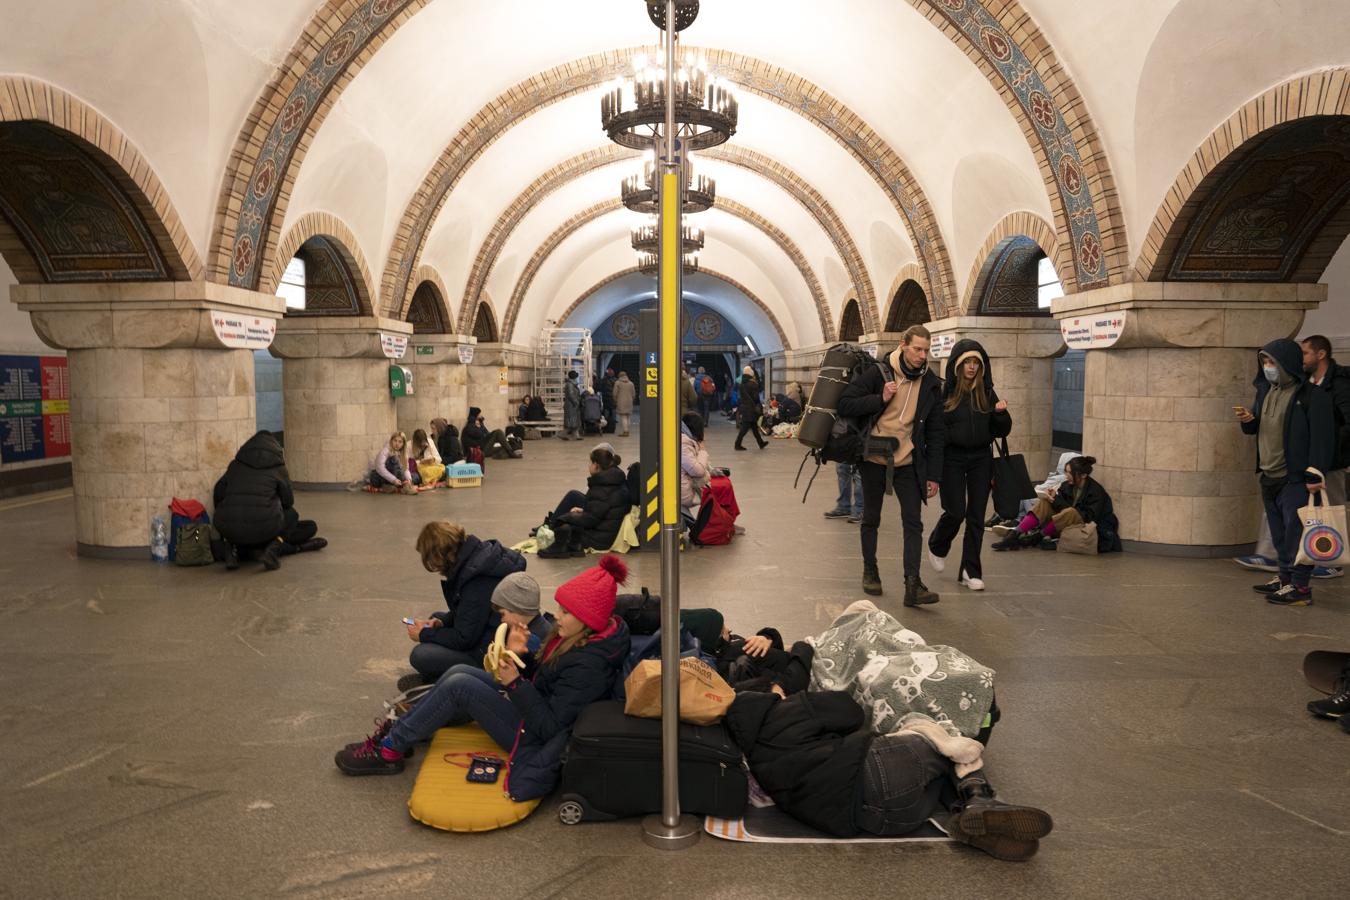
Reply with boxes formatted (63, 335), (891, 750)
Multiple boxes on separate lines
(483, 622), (525, 679)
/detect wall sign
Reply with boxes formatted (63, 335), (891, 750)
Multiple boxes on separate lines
(415, 344), (435, 356)
(0, 355), (70, 464)
(929, 334), (956, 359)
(380, 332), (409, 359)
(210, 312), (276, 349)
(498, 366), (509, 394)
(458, 344), (475, 364)
(1061, 311), (1127, 350)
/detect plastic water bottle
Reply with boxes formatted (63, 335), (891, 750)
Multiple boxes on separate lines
(150, 514), (169, 562)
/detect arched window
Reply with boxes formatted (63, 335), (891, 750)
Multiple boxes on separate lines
(839, 298), (863, 342)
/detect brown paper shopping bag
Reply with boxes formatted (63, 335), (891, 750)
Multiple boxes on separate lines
(622, 657), (735, 725)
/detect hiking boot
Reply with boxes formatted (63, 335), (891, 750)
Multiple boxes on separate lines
(224, 543), (240, 570)
(1307, 685), (1350, 719)
(862, 564), (883, 596)
(334, 735), (406, 775)
(992, 532), (1023, 552)
(823, 509), (851, 519)
(948, 773), (1053, 862)
(1252, 577), (1284, 595)
(903, 576), (939, 607)
(260, 543), (281, 571)
(341, 717), (414, 760)
(1267, 584), (1313, 606)
(298, 537), (328, 553)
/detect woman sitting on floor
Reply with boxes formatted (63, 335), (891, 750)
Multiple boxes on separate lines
(991, 455), (1119, 552)
(400, 521), (527, 685)
(336, 555), (632, 805)
(408, 428), (446, 485)
(369, 431), (415, 494)
(431, 418), (464, 464)
(680, 412), (712, 524)
(539, 445), (630, 558)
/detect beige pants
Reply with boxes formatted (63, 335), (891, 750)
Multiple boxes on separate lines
(1030, 498), (1082, 531)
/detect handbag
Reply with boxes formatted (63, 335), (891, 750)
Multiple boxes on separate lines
(990, 436), (1036, 520)
(1058, 522), (1098, 555)
(1296, 472), (1348, 567)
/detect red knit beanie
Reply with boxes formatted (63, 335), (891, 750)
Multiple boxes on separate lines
(555, 554), (628, 631)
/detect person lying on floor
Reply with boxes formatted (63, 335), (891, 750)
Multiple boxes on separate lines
(992, 455), (1119, 552)
(724, 689), (1054, 860)
(539, 445), (630, 559)
(680, 608), (813, 696)
(336, 556), (633, 804)
(400, 522), (527, 688)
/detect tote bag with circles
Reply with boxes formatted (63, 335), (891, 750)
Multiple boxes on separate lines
(1296, 469), (1348, 568)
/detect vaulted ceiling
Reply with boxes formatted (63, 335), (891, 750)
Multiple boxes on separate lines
(2, 0), (1349, 350)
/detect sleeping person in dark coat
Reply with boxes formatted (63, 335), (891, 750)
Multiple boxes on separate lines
(212, 431), (325, 571)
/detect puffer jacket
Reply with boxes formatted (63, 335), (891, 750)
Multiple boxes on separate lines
(212, 432), (293, 546)
(941, 339), (1012, 450)
(421, 536), (527, 654)
(680, 432), (711, 508)
(504, 616), (631, 800)
(559, 466), (630, 549)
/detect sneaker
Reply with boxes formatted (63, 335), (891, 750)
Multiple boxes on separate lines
(1233, 554), (1279, 573)
(396, 672), (429, 693)
(928, 549), (946, 573)
(959, 570), (984, 591)
(1039, 538), (1059, 551)
(985, 513), (1002, 528)
(1307, 686), (1350, 719)
(1312, 566), (1343, 579)
(1267, 585), (1313, 606)
(1252, 577), (1285, 595)
(341, 717), (415, 759)
(847, 515), (861, 524)
(823, 509), (851, 519)
(992, 533), (1022, 552)
(862, 563), (883, 597)
(334, 735), (407, 775)
(991, 524), (1014, 537)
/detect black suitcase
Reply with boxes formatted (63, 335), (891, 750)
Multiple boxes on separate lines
(557, 701), (747, 823)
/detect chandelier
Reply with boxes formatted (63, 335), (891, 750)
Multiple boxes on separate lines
(632, 221), (704, 255)
(638, 251), (698, 276)
(600, 50), (738, 151)
(621, 152), (715, 214)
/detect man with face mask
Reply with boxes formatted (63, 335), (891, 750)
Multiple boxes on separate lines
(1236, 339), (1335, 606)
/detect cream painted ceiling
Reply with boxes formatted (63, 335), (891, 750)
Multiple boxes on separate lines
(3, 0), (1349, 346)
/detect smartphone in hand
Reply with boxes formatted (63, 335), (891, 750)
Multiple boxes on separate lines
(402, 617), (417, 626)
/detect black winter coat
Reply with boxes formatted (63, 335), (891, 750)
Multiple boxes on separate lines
(1312, 362), (1350, 470)
(1241, 339), (1335, 484)
(504, 617), (631, 800)
(1050, 476), (1113, 525)
(738, 377), (763, 425)
(436, 425), (462, 463)
(212, 432), (293, 546)
(941, 339), (1012, 451)
(559, 466), (630, 549)
(837, 358), (946, 493)
(724, 690), (873, 837)
(461, 422), (489, 452)
(422, 536), (526, 654)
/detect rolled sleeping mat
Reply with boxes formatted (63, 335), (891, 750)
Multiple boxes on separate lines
(797, 347), (858, 449)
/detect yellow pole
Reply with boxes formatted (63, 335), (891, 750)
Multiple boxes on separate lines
(659, 169), (680, 525)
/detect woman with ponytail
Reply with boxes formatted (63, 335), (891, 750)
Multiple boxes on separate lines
(539, 444), (630, 558)
(336, 555), (633, 801)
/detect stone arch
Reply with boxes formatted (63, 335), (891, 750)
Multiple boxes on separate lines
(838, 295), (864, 342)
(377, 48), (955, 323)
(968, 235), (1054, 317)
(1136, 70), (1350, 282)
(270, 213), (374, 316)
(499, 198), (832, 343)
(0, 76), (202, 282)
(555, 267), (791, 351)
(906, 0), (1125, 293)
(961, 212), (1059, 314)
(407, 279), (449, 334)
(471, 301), (498, 343)
(885, 278), (932, 334)
(410, 264), (454, 328)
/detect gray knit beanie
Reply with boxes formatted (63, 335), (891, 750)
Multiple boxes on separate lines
(491, 572), (540, 616)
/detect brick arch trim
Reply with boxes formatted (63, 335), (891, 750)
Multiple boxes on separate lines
(883, 263), (931, 327)
(907, 0), (1123, 293)
(1134, 68), (1350, 282)
(555, 266), (792, 351)
(378, 48), (955, 323)
(499, 198), (831, 344)
(269, 212), (376, 315)
(0, 75), (203, 281)
(960, 211), (1058, 314)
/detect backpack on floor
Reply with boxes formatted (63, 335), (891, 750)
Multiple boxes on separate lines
(173, 522), (216, 566)
(794, 344), (894, 503)
(691, 489), (735, 546)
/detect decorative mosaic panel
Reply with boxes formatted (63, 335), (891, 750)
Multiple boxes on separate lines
(406, 281), (448, 333)
(590, 298), (745, 350)
(228, 0), (415, 289)
(289, 237), (360, 315)
(928, 0), (1107, 289)
(472, 303), (498, 342)
(887, 280), (930, 331)
(973, 236), (1044, 316)
(839, 299), (864, 342)
(1167, 117), (1350, 282)
(0, 123), (168, 282)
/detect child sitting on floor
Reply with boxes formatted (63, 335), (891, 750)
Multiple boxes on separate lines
(369, 431), (415, 494)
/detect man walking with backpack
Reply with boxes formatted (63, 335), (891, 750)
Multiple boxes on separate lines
(839, 326), (945, 605)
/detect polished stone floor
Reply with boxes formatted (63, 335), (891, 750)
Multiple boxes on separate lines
(2, 416), (1347, 899)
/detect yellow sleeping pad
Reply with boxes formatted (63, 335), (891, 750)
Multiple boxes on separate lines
(407, 725), (540, 832)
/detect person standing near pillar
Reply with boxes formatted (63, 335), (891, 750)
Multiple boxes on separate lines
(561, 370), (582, 441)
(839, 325), (945, 605)
(735, 366), (768, 450)
(600, 367), (618, 434)
(1300, 335), (1350, 578)
(927, 341), (1010, 592)
(613, 371), (637, 437)
(1237, 339), (1334, 607)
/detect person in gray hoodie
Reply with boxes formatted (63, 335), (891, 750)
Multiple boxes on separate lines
(1237, 338), (1335, 606)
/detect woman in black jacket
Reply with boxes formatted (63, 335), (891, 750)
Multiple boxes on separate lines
(735, 367), (768, 450)
(539, 446), (630, 558)
(928, 340), (1011, 591)
(431, 418), (463, 463)
(213, 431), (322, 571)
(992, 455), (1118, 551)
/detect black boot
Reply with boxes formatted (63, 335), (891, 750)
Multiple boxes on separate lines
(946, 771), (1053, 862)
(260, 543), (281, 571)
(903, 575), (939, 607)
(862, 563), (883, 596)
(298, 537), (328, 553)
(224, 542), (240, 570)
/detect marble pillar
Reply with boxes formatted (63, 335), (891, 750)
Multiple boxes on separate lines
(395, 333), (475, 438)
(270, 316), (413, 488)
(13, 282), (284, 556)
(464, 343), (534, 431)
(1054, 282), (1321, 553)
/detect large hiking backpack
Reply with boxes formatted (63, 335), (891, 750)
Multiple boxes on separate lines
(794, 344), (893, 501)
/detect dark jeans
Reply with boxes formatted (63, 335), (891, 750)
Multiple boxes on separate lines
(1262, 477), (1312, 588)
(388, 665), (520, 753)
(929, 448), (993, 579)
(231, 508), (316, 556)
(553, 490), (587, 521)
(736, 421), (767, 448)
(860, 461), (924, 578)
(409, 643), (483, 680)
(857, 733), (957, 836)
